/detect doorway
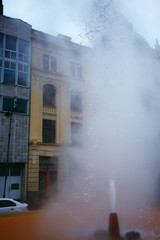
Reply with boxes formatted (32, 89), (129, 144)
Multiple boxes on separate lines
(39, 157), (58, 199)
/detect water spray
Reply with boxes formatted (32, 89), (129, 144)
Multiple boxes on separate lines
(108, 178), (121, 240)
(109, 178), (116, 213)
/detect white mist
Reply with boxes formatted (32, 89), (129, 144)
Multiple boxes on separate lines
(42, 0), (160, 238)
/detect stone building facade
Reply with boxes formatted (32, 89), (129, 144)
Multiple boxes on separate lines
(0, 1), (88, 204)
(0, 10), (31, 199)
(27, 30), (88, 206)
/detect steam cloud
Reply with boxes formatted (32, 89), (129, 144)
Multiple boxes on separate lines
(39, 0), (160, 238)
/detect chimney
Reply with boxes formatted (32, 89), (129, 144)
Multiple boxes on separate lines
(0, 0), (3, 15)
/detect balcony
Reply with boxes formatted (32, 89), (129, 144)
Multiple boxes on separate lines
(71, 110), (83, 120)
(43, 105), (56, 117)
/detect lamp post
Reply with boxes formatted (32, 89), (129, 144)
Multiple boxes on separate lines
(3, 97), (17, 198)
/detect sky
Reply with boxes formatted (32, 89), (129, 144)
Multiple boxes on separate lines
(2, 0), (160, 48)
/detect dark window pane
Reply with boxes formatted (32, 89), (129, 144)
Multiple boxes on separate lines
(19, 39), (29, 54)
(11, 164), (21, 176)
(42, 119), (56, 143)
(3, 97), (12, 111)
(71, 91), (82, 111)
(6, 36), (16, 51)
(43, 84), (56, 107)
(4, 69), (15, 84)
(11, 184), (19, 190)
(3, 97), (27, 114)
(24, 65), (28, 72)
(4, 61), (10, 68)
(39, 156), (58, 164)
(24, 55), (29, 63)
(51, 56), (57, 72)
(11, 52), (16, 60)
(5, 50), (10, 58)
(18, 72), (28, 86)
(11, 62), (16, 70)
(0, 34), (3, 48)
(0, 49), (3, 57)
(43, 54), (49, 70)
(18, 53), (23, 61)
(16, 98), (28, 114)
(71, 122), (82, 146)
(0, 60), (2, 67)
(0, 200), (16, 207)
(18, 64), (23, 71)
(0, 163), (9, 176)
(3, 97), (17, 112)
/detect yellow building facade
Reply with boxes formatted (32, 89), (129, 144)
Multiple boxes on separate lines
(27, 30), (88, 206)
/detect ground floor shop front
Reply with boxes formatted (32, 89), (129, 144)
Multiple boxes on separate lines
(27, 143), (63, 209)
(0, 162), (27, 200)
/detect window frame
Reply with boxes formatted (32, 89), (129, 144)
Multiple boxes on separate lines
(43, 84), (56, 107)
(43, 54), (49, 71)
(0, 35), (30, 87)
(42, 119), (56, 143)
(71, 122), (82, 146)
(71, 90), (82, 112)
(2, 96), (28, 115)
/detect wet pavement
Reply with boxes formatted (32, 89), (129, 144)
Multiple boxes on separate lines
(0, 208), (160, 240)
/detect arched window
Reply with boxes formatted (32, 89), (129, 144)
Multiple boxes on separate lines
(43, 84), (56, 107)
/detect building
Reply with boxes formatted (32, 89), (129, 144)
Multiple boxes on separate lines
(27, 30), (88, 206)
(1, 0), (159, 208)
(0, 1), (88, 204)
(0, 2), (31, 199)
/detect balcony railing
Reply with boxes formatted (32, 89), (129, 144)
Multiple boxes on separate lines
(43, 105), (56, 115)
(71, 110), (82, 120)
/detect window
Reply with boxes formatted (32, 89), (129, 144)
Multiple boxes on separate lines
(0, 163), (9, 176)
(11, 164), (22, 176)
(71, 90), (82, 112)
(16, 98), (28, 114)
(77, 63), (82, 79)
(18, 72), (28, 86)
(70, 62), (82, 79)
(11, 184), (19, 190)
(5, 50), (16, 60)
(0, 34), (3, 57)
(4, 69), (16, 84)
(18, 63), (28, 86)
(0, 200), (16, 208)
(39, 156), (58, 164)
(43, 54), (49, 70)
(3, 97), (28, 114)
(3, 97), (13, 112)
(1, 36), (30, 86)
(51, 56), (57, 72)
(43, 84), (56, 107)
(5, 36), (17, 60)
(4, 61), (16, 85)
(6, 36), (16, 51)
(42, 119), (56, 143)
(18, 39), (29, 63)
(71, 122), (82, 146)
(19, 39), (30, 55)
(70, 61), (75, 76)
(0, 34), (3, 48)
